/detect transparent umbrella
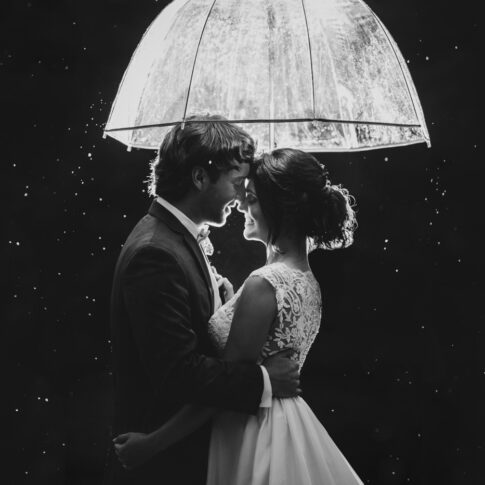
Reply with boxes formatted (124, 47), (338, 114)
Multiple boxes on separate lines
(104, 0), (430, 152)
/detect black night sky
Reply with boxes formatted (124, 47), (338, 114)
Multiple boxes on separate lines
(2, 1), (482, 484)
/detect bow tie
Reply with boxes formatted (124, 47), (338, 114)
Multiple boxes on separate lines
(197, 225), (211, 242)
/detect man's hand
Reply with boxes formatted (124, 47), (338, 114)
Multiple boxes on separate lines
(113, 432), (155, 470)
(262, 349), (301, 398)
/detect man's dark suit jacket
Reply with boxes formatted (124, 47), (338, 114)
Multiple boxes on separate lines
(105, 200), (264, 485)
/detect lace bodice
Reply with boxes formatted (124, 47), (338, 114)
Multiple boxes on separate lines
(208, 262), (322, 370)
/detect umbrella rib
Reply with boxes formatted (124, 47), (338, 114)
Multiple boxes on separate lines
(300, 0), (315, 117)
(108, 137), (427, 152)
(105, 117), (422, 132)
(182, 0), (218, 123)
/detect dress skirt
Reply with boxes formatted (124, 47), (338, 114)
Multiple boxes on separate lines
(207, 397), (364, 485)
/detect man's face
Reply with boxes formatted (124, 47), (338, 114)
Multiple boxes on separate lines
(204, 161), (249, 227)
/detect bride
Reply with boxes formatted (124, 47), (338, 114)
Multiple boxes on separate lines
(114, 148), (362, 484)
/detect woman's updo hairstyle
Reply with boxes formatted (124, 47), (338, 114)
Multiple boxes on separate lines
(250, 148), (357, 250)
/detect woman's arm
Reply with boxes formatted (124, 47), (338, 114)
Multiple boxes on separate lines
(114, 276), (277, 470)
(223, 276), (276, 362)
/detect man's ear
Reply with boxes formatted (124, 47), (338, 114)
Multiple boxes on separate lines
(192, 166), (209, 191)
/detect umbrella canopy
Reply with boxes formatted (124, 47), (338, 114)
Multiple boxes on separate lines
(104, 0), (430, 152)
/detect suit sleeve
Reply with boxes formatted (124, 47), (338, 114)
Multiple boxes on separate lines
(121, 245), (264, 414)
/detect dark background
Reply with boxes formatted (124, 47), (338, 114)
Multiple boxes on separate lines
(1, 0), (482, 483)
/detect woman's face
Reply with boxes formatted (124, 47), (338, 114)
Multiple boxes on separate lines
(238, 179), (269, 243)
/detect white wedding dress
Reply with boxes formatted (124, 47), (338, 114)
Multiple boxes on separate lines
(207, 262), (364, 485)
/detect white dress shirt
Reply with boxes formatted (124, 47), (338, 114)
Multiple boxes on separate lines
(156, 197), (272, 407)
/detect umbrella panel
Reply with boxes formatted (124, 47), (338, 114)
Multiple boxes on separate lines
(307, 0), (420, 126)
(185, 0), (315, 121)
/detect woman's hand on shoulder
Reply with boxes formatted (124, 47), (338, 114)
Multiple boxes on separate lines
(211, 266), (234, 302)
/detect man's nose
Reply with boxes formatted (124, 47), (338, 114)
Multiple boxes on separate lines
(238, 183), (247, 198)
(236, 197), (247, 213)
(235, 184), (245, 202)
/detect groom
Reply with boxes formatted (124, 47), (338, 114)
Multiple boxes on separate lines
(105, 115), (300, 484)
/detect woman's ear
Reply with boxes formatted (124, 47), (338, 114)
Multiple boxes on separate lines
(192, 166), (209, 191)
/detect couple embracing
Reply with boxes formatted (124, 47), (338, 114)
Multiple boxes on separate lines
(105, 115), (362, 485)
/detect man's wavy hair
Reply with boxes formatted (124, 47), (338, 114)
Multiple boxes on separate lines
(148, 115), (255, 202)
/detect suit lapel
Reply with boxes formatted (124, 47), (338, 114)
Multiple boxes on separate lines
(182, 234), (214, 316)
(148, 200), (214, 315)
